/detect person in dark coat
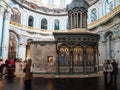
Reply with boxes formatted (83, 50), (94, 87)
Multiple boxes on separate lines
(111, 59), (118, 83)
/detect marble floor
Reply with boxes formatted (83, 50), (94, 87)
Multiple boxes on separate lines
(0, 71), (120, 90)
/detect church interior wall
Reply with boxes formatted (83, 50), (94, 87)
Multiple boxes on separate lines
(30, 43), (56, 73)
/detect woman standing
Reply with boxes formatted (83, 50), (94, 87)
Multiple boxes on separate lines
(103, 60), (113, 84)
(111, 59), (118, 83)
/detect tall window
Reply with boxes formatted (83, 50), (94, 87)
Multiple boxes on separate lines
(54, 19), (59, 30)
(105, 0), (114, 14)
(91, 8), (97, 22)
(41, 18), (47, 29)
(28, 16), (34, 27)
(11, 8), (21, 24)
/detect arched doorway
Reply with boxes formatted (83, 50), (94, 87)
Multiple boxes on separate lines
(104, 31), (113, 60)
(8, 32), (19, 59)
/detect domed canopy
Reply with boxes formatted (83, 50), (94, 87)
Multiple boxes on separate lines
(67, 0), (89, 11)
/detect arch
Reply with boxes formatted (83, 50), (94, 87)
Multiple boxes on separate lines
(104, 0), (115, 15)
(11, 8), (21, 24)
(8, 32), (19, 59)
(90, 8), (97, 22)
(54, 19), (59, 30)
(104, 31), (113, 39)
(41, 18), (47, 29)
(9, 30), (20, 39)
(28, 15), (34, 27)
(104, 31), (114, 60)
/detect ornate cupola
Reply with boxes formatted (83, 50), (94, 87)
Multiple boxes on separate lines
(67, 0), (89, 29)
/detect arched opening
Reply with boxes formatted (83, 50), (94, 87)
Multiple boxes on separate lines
(11, 8), (21, 24)
(91, 8), (97, 22)
(54, 19), (59, 30)
(8, 32), (19, 59)
(41, 18), (47, 29)
(28, 15), (34, 27)
(105, 0), (114, 14)
(104, 31), (113, 60)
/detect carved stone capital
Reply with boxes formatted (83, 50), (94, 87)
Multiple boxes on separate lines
(0, 6), (5, 16)
(5, 11), (11, 20)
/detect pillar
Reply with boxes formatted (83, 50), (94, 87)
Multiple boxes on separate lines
(2, 11), (11, 61)
(0, 6), (5, 58)
(18, 44), (26, 61)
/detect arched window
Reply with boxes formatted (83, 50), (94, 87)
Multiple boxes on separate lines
(11, 8), (21, 24)
(41, 18), (47, 29)
(54, 19), (59, 30)
(105, 0), (114, 14)
(28, 16), (34, 27)
(91, 8), (97, 22)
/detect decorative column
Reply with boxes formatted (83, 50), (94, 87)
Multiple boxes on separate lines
(18, 44), (26, 61)
(2, 10), (11, 61)
(0, 6), (5, 57)
(106, 35), (111, 60)
(70, 47), (73, 74)
(56, 43), (59, 74)
(18, 38), (27, 61)
(80, 12), (82, 27)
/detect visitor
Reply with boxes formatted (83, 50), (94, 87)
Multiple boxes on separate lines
(24, 58), (32, 84)
(0, 59), (4, 78)
(103, 60), (113, 84)
(111, 59), (118, 83)
(9, 58), (15, 68)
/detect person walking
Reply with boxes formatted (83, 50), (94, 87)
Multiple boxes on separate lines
(103, 60), (113, 84)
(111, 59), (118, 84)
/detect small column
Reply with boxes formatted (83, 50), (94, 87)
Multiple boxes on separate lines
(77, 13), (78, 28)
(73, 13), (75, 28)
(80, 12), (82, 27)
(18, 44), (26, 61)
(70, 15), (72, 29)
(106, 36), (111, 60)
(0, 6), (5, 57)
(2, 11), (11, 61)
